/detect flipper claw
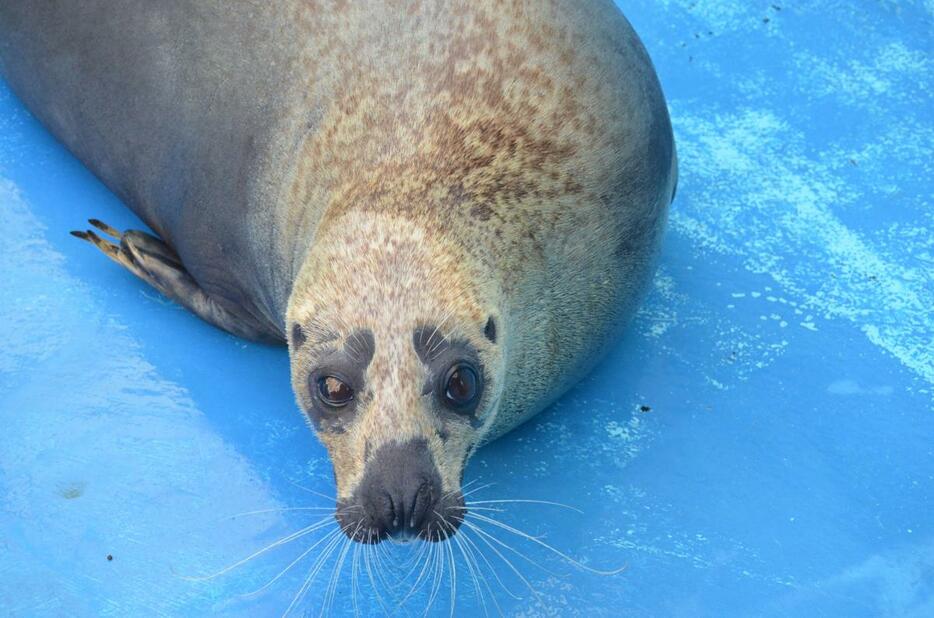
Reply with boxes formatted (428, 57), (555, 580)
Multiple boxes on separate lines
(88, 218), (122, 239)
(71, 218), (282, 342)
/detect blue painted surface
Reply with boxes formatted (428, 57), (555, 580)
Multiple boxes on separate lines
(0, 1), (931, 615)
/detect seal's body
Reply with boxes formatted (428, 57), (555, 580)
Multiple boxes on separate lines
(0, 1), (676, 542)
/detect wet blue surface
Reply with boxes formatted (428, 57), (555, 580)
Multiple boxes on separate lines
(1, 1), (932, 616)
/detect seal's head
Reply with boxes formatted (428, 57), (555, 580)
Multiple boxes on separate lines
(286, 211), (503, 543)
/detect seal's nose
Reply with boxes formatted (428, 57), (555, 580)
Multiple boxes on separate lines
(378, 477), (435, 538)
(335, 438), (464, 543)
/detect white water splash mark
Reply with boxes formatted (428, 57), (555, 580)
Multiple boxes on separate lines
(671, 107), (934, 389)
(636, 269), (794, 387)
(795, 42), (931, 104)
(598, 400), (652, 462)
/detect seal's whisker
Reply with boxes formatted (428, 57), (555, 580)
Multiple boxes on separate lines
(282, 525), (346, 617)
(242, 526), (341, 598)
(398, 527), (436, 609)
(462, 529), (507, 616)
(449, 505), (505, 513)
(322, 543), (344, 616)
(397, 538), (427, 582)
(350, 540), (361, 618)
(449, 520), (494, 617)
(345, 330), (366, 362)
(461, 521), (542, 606)
(402, 540), (432, 611)
(410, 541), (435, 607)
(314, 527), (351, 617)
(446, 529), (458, 618)
(335, 504), (364, 515)
(459, 528), (522, 602)
(463, 519), (557, 577)
(288, 481), (337, 503)
(461, 482), (495, 500)
(362, 534), (378, 611)
(363, 530), (393, 615)
(281, 531), (341, 617)
(336, 523), (363, 612)
(435, 513), (459, 618)
(372, 536), (399, 591)
(393, 544), (421, 591)
(466, 499), (584, 514)
(467, 513), (626, 576)
(464, 516), (561, 578)
(320, 523), (358, 617)
(184, 515), (334, 581)
(394, 535), (432, 592)
(428, 304), (463, 360)
(424, 534), (446, 617)
(454, 477), (482, 497)
(426, 334), (446, 359)
(442, 478), (475, 501)
(425, 307), (456, 357)
(222, 505), (339, 520)
(434, 511), (457, 618)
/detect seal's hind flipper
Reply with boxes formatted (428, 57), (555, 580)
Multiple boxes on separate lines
(71, 220), (280, 343)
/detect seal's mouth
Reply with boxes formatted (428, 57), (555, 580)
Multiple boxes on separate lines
(333, 439), (465, 544)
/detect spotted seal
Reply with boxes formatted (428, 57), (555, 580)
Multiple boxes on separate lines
(0, 0), (676, 542)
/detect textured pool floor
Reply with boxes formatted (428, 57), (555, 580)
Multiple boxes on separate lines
(1, 1), (932, 616)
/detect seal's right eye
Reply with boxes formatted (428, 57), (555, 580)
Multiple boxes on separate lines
(316, 375), (354, 407)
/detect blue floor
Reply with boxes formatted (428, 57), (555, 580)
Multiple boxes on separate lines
(1, 1), (932, 616)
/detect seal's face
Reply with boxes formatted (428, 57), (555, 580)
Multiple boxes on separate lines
(286, 213), (502, 543)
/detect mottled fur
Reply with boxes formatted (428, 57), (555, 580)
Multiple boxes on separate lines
(0, 1), (676, 502)
(285, 1), (676, 499)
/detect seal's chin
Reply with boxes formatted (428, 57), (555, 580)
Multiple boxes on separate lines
(332, 439), (465, 544)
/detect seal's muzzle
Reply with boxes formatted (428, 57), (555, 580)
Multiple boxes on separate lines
(335, 438), (464, 543)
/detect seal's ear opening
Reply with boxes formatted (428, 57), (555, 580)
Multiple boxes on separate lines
(291, 323), (306, 348)
(484, 316), (496, 343)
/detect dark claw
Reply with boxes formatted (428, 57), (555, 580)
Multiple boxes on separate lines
(88, 218), (121, 238)
(70, 230), (89, 239)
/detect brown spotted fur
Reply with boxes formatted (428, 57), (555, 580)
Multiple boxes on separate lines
(283, 1), (676, 499)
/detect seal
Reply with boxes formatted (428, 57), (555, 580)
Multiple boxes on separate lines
(0, 0), (676, 543)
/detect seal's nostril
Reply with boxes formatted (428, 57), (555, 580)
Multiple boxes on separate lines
(386, 491), (398, 531)
(407, 481), (433, 531)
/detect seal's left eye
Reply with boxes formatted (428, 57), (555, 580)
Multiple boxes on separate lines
(317, 375), (354, 407)
(442, 363), (480, 409)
